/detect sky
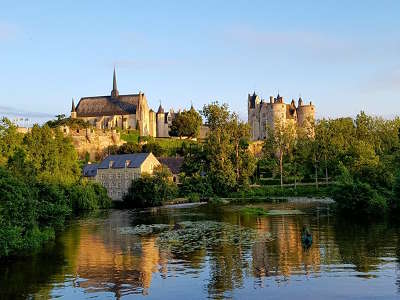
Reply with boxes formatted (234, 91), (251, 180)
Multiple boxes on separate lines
(0, 0), (399, 124)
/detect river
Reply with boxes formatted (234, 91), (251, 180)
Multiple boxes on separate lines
(1, 201), (400, 299)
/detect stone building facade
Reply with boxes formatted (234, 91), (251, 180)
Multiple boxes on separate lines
(248, 92), (315, 141)
(83, 153), (161, 201)
(156, 105), (175, 138)
(71, 69), (155, 137)
(70, 69), (205, 139)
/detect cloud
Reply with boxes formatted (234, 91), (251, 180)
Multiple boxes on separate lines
(0, 105), (55, 119)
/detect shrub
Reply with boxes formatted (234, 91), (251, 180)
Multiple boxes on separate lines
(332, 181), (387, 218)
(123, 166), (178, 208)
(66, 181), (112, 212)
(179, 174), (213, 199)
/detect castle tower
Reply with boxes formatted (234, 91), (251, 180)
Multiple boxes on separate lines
(156, 104), (166, 137)
(111, 67), (119, 98)
(149, 109), (156, 137)
(248, 91), (261, 141)
(296, 97), (315, 137)
(71, 98), (77, 119)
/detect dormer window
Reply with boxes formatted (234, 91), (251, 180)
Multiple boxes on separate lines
(109, 161), (114, 168)
(125, 160), (131, 168)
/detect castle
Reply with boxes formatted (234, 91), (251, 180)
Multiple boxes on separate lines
(71, 69), (177, 138)
(248, 92), (315, 141)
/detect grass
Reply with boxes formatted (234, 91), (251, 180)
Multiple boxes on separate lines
(120, 130), (140, 143)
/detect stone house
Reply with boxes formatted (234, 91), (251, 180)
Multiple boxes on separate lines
(157, 157), (184, 183)
(83, 153), (161, 201)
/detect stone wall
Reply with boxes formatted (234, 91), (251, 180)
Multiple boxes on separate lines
(62, 126), (125, 161)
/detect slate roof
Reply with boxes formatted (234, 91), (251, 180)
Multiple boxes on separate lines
(98, 153), (151, 169)
(157, 157), (184, 174)
(83, 163), (99, 177)
(75, 94), (140, 117)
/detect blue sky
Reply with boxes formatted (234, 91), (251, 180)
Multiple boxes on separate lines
(0, 0), (399, 123)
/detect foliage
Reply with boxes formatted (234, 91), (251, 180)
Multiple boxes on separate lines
(201, 102), (256, 195)
(123, 165), (178, 207)
(0, 118), (24, 165)
(67, 181), (112, 212)
(240, 206), (269, 216)
(179, 173), (213, 199)
(117, 142), (142, 154)
(0, 119), (111, 257)
(332, 181), (387, 218)
(46, 116), (89, 129)
(169, 107), (202, 138)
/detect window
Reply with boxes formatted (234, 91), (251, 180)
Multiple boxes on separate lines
(109, 161), (114, 168)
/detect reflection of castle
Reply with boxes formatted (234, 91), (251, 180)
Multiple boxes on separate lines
(251, 215), (321, 280)
(248, 92), (315, 141)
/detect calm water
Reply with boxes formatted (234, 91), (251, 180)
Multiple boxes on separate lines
(1, 202), (400, 299)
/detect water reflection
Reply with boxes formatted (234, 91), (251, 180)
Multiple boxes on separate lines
(1, 203), (400, 299)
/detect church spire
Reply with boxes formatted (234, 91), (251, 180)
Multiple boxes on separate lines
(111, 67), (119, 98)
(71, 98), (76, 112)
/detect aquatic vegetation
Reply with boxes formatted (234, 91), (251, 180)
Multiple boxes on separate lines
(118, 221), (273, 254)
(239, 206), (304, 216)
(157, 221), (272, 254)
(240, 206), (269, 216)
(119, 224), (170, 235)
(267, 209), (304, 215)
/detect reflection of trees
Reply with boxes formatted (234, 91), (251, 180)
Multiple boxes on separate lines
(206, 235), (249, 299)
(0, 242), (67, 300)
(333, 220), (396, 273)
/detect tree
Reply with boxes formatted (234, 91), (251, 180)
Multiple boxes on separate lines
(23, 125), (80, 185)
(0, 118), (23, 165)
(123, 165), (178, 207)
(201, 102), (255, 194)
(264, 120), (296, 187)
(169, 107), (202, 139)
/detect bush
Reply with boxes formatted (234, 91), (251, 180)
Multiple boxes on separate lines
(389, 173), (400, 213)
(332, 181), (387, 218)
(66, 181), (111, 212)
(179, 174), (213, 199)
(123, 166), (178, 208)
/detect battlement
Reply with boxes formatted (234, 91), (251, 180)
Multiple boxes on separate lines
(248, 92), (316, 140)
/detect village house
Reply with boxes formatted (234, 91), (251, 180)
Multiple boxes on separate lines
(83, 153), (161, 201)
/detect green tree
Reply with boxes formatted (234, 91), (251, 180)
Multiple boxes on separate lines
(264, 120), (297, 187)
(169, 106), (202, 139)
(0, 118), (23, 165)
(123, 165), (178, 207)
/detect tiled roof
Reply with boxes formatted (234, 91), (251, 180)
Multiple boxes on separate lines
(75, 94), (140, 117)
(157, 157), (184, 174)
(98, 153), (151, 169)
(83, 163), (99, 177)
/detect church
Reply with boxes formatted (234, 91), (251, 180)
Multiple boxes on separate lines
(71, 69), (156, 136)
